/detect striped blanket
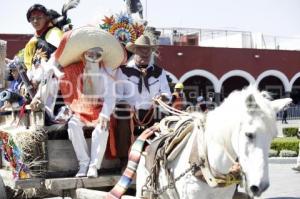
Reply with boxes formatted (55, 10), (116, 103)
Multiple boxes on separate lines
(106, 125), (159, 199)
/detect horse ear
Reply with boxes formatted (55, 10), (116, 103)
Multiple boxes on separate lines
(245, 94), (259, 111)
(270, 98), (292, 113)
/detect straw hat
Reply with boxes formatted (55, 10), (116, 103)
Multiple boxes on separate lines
(125, 35), (157, 54)
(56, 26), (125, 69)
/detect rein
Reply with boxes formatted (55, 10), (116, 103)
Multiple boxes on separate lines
(133, 107), (154, 128)
(155, 98), (189, 116)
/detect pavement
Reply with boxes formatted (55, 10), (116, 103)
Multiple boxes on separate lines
(236, 159), (300, 199)
(261, 162), (300, 199)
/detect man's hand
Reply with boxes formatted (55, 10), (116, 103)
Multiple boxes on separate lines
(160, 94), (169, 102)
(30, 98), (42, 111)
(95, 116), (110, 130)
(153, 94), (169, 105)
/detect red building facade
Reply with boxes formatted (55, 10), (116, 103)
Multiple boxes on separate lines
(2, 33), (300, 104)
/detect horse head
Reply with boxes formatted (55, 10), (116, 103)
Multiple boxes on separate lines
(205, 86), (292, 197)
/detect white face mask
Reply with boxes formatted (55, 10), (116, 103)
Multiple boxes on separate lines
(83, 48), (104, 96)
(84, 47), (103, 63)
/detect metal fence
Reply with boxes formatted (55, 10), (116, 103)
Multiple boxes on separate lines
(157, 27), (300, 51)
(277, 105), (300, 121)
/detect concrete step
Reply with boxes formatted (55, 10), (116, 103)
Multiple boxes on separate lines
(76, 188), (135, 199)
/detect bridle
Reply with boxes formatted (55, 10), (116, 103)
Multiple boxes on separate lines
(154, 98), (250, 195)
(211, 121), (253, 199)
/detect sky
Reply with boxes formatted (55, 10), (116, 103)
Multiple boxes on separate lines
(0, 0), (300, 38)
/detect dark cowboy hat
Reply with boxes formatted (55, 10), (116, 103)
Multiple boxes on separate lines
(125, 35), (158, 54)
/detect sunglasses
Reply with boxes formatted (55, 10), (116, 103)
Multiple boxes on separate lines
(29, 16), (45, 22)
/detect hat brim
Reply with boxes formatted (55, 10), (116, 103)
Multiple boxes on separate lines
(125, 42), (157, 54)
(57, 26), (125, 69)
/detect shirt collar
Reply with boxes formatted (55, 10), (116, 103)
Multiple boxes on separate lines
(127, 59), (154, 71)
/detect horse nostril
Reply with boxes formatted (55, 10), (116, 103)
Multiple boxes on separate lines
(250, 185), (259, 194)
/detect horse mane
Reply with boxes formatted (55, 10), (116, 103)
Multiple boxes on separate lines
(206, 85), (276, 137)
(218, 85), (273, 115)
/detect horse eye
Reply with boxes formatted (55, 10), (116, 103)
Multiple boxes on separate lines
(245, 132), (255, 140)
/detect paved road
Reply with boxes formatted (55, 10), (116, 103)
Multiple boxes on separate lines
(238, 162), (300, 199)
(261, 163), (300, 199)
(265, 120), (300, 198)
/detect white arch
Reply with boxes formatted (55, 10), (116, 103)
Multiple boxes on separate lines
(219, 70), (256, 92)
(256, 70), (291, 92)
(290, 72), (300, 89)
(179, 69), (219, 92)
(166, 71), (179, 83)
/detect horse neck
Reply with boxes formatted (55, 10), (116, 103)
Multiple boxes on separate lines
(204, 112), (238, 174)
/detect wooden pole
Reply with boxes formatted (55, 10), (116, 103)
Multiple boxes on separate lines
(0, 40), (7, 89)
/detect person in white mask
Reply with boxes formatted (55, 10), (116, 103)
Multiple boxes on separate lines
(53, 27), (125, 178)
(66, 47), (123, 178)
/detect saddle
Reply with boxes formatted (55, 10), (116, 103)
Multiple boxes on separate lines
(143, 112), (242, 197)
(144, 115), (194, 173)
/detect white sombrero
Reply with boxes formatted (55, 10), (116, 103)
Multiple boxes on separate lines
(55, 26), (125, 69)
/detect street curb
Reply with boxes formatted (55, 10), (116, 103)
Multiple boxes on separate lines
(269, 157), (297, 164)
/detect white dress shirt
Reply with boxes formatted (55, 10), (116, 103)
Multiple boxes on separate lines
(119, 59), (171, 110)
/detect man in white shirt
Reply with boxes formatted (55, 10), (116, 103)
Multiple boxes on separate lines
(112, 34), (170, 168)
(119, 34), (171, 137)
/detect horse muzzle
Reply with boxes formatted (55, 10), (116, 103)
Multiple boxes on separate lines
(249, 181), (269, 197)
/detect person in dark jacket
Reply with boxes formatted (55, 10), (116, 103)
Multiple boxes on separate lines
(282, 106), (288, 124)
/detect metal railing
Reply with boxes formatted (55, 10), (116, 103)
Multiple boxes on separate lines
(157, 27), (300, 51)
(277, 105), (300, 121)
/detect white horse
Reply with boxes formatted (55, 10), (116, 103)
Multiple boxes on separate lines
(136, 86), (292, 199)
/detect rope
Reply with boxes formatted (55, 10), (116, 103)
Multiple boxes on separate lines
(154, 98), (189, 116)
(222, 146), (238, 165)
(133, 106), (154, 127)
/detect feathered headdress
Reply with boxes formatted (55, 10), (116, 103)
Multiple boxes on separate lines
(49, 0), (80, 31)
(100, 12), (145, 45)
